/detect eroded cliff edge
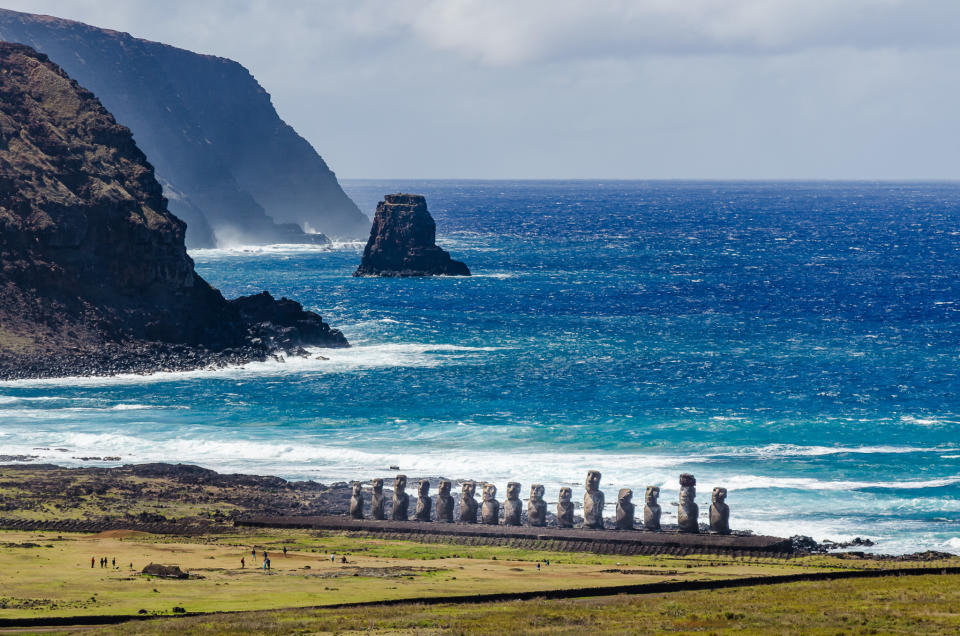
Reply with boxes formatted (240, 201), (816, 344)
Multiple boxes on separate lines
(0, 43), (346, 380)
(355, 194), (470, 277)
(0, 8), (369, 247)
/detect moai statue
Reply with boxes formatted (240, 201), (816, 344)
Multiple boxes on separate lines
(583, 470), (605, 529)
(371, 478), (385, 520)
(503, 482), (522, 526)
(392, 474), (409, 521)
(481, 483), (500, 525)
(415, 479), (432, 522)
(677, 473), (699, 533)
(643, 486), (662, 531)
(459, 481), (478, 523)
(615, 488), (635, 530)
(557, 487), (575, 528)
(436, 479), (455, 522)
(527, 484), (547, 527)
(710, 487), (730, 534)
(349, 482), (364, 519)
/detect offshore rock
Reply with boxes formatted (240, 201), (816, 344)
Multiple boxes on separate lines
(643, 486), (662, 531)
(436, 480), (455, 522)
(0, 43), (347, 380)
(527, 484), (547, 527)
(481, 483), (500, 525)
(354, 194), (470, 277)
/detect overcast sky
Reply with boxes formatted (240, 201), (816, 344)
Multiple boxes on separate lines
(4, 0), (960, 179)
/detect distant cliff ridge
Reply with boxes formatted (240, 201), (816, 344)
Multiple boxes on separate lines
(355, 194), (470, 277)
(0, 42), (347, 379)
(0, 8), (369, 248)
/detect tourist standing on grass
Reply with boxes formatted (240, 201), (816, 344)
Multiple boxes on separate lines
(241, 557), (245, 568)
(91, 556), (95, 568)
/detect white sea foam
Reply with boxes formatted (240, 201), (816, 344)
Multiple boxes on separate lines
(0, 343), (498, 388)
(721, 474), (960, 492)
(189, 243), (339, 258)
(717, 444), (958, 458)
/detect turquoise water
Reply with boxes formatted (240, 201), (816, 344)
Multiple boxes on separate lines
(2, 180), (959, 552)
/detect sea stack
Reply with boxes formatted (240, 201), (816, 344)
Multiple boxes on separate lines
(354, 194), (470, 277)
(0, 43), (347, 379)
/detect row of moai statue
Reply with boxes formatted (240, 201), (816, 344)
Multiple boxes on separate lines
(349, 471), (730, 534)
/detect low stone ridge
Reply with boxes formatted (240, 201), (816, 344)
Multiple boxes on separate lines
(354, 194), (471, 277)
(141, 563), (188, 579)
(0, 43), (346, 379)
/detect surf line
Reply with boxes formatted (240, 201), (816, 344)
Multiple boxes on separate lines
(2, 566), (959, 629)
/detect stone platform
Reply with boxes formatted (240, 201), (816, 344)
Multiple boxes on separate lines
(236, 515), (793, 556)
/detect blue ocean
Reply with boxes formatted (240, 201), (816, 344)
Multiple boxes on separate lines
(2, 180), (959, 553)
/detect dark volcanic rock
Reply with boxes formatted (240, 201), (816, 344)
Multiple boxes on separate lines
(0, 8), (368, 247)
(142, 563), (188, 579)
(0, 43), (346, 379)
(354, 194), (470, 277)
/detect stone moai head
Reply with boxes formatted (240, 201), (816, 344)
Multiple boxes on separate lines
(418, 479), (430, 497)
(462, 482), (476, 498)
(618, 488), (633, 505)
(395, 474), (407, 493)
(506, 482), (520, 500)
(712, 487), (727, 504)
(482, 483), (497, 501)
(352, 482), (362, 496)
(372, 478), (383, 494)
(530, 484), (545, 501)
(439, 480), (452, 497)
(585, 470), (601, 493)
(645, 486), (660, 505)
(558, 487), (572, 503)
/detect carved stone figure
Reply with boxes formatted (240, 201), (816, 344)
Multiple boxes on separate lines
(371, 478), (385, 520)
(503, 482), (522, 525)
(615, 488), (635, 530)
(677, 473), (699, 533)
(415, 479), (432, 522)
(557, 487), (575, 528)
(392, 474), (409, 521)
(583, 470), (605, 529)
(709, 487), (730, 534)
(459, 482), (478, 523)
(481, 483), (500, 525)
(527, 484), (547, 527)
(436, 479), (455, 522)
(349, 482), (364, 519)
(643, 486), (661, 531)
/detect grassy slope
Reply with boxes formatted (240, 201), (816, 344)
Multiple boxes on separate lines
(0, 528), (907, 620)
(92, 574), (960, 635)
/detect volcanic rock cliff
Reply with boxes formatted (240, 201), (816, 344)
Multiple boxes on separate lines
(0, 43), (346, 379)
(355, 194), (470, 277)
(0, 8), (368, 247)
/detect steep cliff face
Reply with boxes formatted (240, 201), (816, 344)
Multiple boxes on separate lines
(0, 43), (346, 379)
(0, 8), (368, 248)
(355, 194), (470, 277)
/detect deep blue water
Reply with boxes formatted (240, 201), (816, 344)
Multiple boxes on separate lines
(1, 180), (959, 552)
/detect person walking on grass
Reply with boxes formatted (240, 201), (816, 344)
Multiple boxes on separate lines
(241, 556), (245, 569)
(283, 546), (287, 557)
(91, 556), (95, 568)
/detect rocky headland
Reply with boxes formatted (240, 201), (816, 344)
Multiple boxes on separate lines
(0, 8), (368, 247)
(0, 43), (346, 380)
(355, 194), (470, 277)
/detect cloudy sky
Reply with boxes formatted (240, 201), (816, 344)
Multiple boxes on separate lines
(3, 0), (959, 179)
